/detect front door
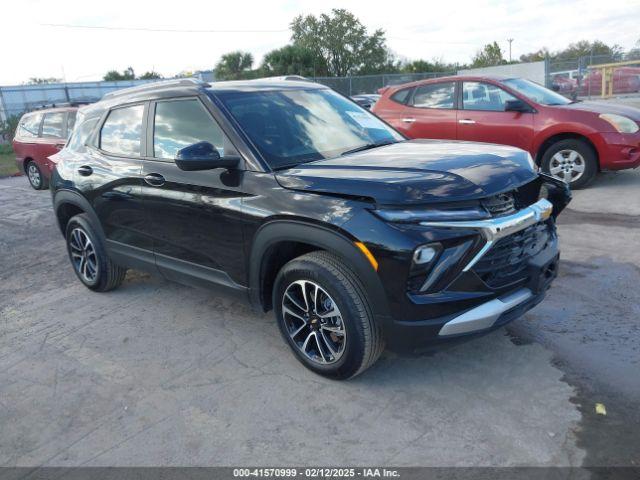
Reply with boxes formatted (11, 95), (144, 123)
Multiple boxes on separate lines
(456, 81), (535, 152)
(140, 97), (247, 288)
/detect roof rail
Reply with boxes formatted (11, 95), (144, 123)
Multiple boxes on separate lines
(102, 78), (209, 100)
(258, 75), (313, 82)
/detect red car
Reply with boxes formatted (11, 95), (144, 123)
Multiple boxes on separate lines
(373, 76), (640, 188)
(580, 67), (640, 96)
(13, 107), (78, 189)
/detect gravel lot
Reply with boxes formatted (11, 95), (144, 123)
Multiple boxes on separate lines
(1, 167), (639, 467)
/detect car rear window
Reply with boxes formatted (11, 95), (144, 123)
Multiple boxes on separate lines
(99, 105), (144, 157)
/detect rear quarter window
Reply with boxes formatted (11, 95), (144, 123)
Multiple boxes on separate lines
(390, 88), (412, 105)
(16, 113), (43, 139)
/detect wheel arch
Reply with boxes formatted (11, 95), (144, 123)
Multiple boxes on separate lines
(53, 189), (105, 239)
(535, 132), (600, 170)
(249, 220), (391, 320)
(23, 157), (35, 173)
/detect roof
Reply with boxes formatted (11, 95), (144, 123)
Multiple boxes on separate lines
(385, 74), (517, 92)
(207, 78), (325, 93)
(22, 105), (79, 116)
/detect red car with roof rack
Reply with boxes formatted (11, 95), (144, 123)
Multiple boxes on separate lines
(13, 106), (78, 189)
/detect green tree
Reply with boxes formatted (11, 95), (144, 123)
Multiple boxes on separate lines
(290, 8), (394, 76)
(103, 67), (136, 81)
(261, 45), (317, 77)
(471, 41), (506, 68)
(215, 51), (254, 80)
(28, 77), (62, 84)
(519, 47), (551, 63)
(0, 115), (20, 142)
(139, 71), (163, 80)
(554, 40), (622, 61)
(401, 59), (458, 73)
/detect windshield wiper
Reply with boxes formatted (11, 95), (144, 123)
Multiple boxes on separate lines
(340, 140), (396, 156)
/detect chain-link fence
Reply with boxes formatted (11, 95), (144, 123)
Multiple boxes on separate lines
(547, 50), (640, 99)
(0, 79), (158, 122)
(312, 71), (454, 96)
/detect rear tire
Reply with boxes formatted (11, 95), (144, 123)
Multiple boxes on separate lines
(26, 161), (47, 190)
(65, 214), (126, 292)
(541, 139), (597, 189)
(273, 251), (384, 379)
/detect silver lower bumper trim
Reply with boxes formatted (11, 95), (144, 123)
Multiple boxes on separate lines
(438, 288), (533, 336)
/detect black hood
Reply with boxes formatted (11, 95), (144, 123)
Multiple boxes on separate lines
(275, 139), (537, 205)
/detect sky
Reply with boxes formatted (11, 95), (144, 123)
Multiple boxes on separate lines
(3, 0), (639, 85)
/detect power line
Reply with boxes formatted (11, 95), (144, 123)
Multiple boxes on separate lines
(40, 23), (288, 33)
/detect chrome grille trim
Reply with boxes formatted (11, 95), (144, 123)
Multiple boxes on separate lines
(419, 198), (554, 272)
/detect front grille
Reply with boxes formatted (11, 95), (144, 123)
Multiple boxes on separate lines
(482, 192), (516, 217)
(472, 222), (554, 289)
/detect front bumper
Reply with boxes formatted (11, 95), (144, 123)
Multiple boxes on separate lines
(384, 251), (558, 351)
(380, 198), (561, 351)
(590, 132), (640, 170)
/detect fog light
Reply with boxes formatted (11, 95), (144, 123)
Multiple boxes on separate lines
(413, 245), (438, 264)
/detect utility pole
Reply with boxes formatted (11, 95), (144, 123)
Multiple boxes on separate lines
(507, 38), (514, 62)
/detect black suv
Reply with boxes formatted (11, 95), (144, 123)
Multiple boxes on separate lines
(50, 78), (570, 379)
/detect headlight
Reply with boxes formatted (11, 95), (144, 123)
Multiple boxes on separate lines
(373, 206), (489, 223)
(599, 113), (640, 134)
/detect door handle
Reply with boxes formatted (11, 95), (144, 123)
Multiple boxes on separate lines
(77, 165), (93, 176)
(144, 173), (165, 187)
(401, 118), (416, 123)
(458, 119), (476, 124)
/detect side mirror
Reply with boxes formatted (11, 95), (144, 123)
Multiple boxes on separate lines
(175, 141), (239, 171)
(505, 99), (533, 113)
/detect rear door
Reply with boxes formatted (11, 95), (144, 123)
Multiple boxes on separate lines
(457, 81), (535, 152)
(39, 111), (69, 173)
(80, 103), (152, 257)
(140, 96), (247, 288)
(396, 81), (458, 140)
(13, 112), (44, 167)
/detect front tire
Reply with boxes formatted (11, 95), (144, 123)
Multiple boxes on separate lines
(26, 161), (47, 190)
(65, 214), (126, 292)
(273, 251), (384, 379)
(541, 139), (597, 189)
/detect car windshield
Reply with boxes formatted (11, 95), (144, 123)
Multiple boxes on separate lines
(503, 78), (572, 106)
(215, 87), (403, 169)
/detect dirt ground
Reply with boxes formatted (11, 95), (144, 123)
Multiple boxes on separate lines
(1, 164), (639, 467)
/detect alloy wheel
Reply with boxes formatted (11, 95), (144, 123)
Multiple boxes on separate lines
(548, 149), (585, 184)
(28, 164), (41, 188)
(281, 280), (347, 365)
(69, 227), (98, 283)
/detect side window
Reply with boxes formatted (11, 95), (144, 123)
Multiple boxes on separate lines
(100, 104), (144, 156)
(41, 112), (66, 138)
(390, 88), (412, 105)
(153, 99), (225, 160)
(67, 111), (77, 138)
(411, 82), (456, 109)
(462, 82), (517, 111)
(17, 113), (43, 139)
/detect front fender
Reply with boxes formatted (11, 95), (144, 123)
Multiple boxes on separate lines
(248, 219), (392, 323)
